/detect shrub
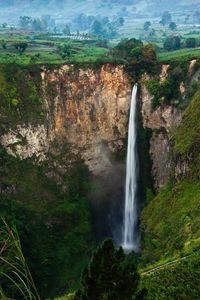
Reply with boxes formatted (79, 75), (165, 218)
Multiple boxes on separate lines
(0, 218), (40, 299)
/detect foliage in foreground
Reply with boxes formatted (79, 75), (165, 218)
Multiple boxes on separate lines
(0, 145), (93, 299)
(0, 218), (40, 300)
(141, 252), (200, 299)
(74, 239), (145, 300)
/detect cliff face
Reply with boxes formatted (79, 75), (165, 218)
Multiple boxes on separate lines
(0, 62), (196, 193)
(2, 62), (199, 298)
(139, 74), (182, 190)
(1, 64), (131, 177)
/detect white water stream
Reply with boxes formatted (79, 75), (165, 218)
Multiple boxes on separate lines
(122, 84), (139, 252)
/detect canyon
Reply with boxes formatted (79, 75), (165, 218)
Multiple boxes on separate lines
(1, 60), (199, 297)
(1, 62), (194, 190)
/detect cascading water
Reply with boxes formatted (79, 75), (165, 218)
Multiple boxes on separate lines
(122, 84), (139, 252)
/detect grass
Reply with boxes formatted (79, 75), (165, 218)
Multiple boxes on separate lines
(0, 145), (94, 298)
(68, 47), (108, 63)
(56, 251), (200, 300)
(1, 27), (200, 65)
(55, 293), (75, 300)
(174, 89), (200, 156)
(0, 47), (108, 65)
(140, 251), (200, 300)
(0, 218), (40, 300)
(158, 48), (200, 62)
(141, 179), (200, 265)
(0, 32), (110, 65)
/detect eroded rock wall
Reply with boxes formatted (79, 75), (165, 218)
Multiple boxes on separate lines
(1, 62), (196, 194)
(139, 74), (182, 190)
(1, 64), (132, 177)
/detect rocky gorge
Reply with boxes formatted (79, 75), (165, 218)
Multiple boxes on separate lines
(1, 60), (199, 297)
(1, 62), (192, 189)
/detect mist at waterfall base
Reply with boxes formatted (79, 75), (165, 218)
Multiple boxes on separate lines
(88, 85), (140, 252)
(122, 85), (140, 253)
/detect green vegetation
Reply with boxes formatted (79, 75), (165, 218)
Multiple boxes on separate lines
(174, 89), (200, 157)
(112, 38), (157, 78)
(141, 252), (200, 299)
(0, 27), (113, 65)
(146, 61), (188, 109)
(73, 239), (145, 300)
(158, 48), (200, 62)
(57, 237), (200, 300)
(169, 22), (177, 31)
(141, 179), (200, 264)
(138, 126), (154, 206)
(0, 218), (40, 300)
(185, 37), (196, 48)
(0, 33), (159, 67)
(0, 6), (200, 297)
(90, 17), (124, 38)
(1, 24), (200, 66)
(0, 146), (94, 298)
(141, 88), (200, 266)
(0, 64), (43, 125)
(163, 36), (181, 51)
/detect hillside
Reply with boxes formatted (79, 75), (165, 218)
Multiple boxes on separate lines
(141, 251), (200, 299)
(141, 87), (200, 267)
(0, 0), (199, 23)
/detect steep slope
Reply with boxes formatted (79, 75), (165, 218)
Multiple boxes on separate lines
(141, 251), (200, 299)
(141, 88), (200, 265)
(0, 64), (131, 176)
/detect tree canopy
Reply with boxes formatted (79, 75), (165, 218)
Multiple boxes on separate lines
(112, 38), (157, 75)
(74, 239), (145, 300)
(164, 35), (181, 51)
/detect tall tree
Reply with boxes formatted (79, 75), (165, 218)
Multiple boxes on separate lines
(74, 239), (145, 300)
(164, 35), (181, 51)
(186, 38), (196, 48)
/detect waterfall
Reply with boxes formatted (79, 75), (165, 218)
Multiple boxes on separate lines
(122, 84), (139, 252)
